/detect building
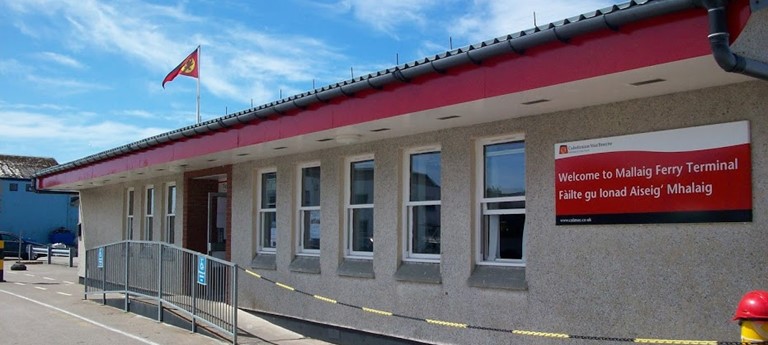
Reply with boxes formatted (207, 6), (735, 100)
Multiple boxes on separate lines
(1, 154), (79, 244)
(34, 0), (768, 343)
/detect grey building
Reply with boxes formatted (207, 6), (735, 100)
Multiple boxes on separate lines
(35, 1), (768, 344)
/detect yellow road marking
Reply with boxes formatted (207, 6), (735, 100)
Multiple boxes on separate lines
(512, 330), (569, 338)
(313, 295), (337, 304)
(275, 282), (295, 291)
(362, 307), (392, 316)
(426, 319), (468, 328)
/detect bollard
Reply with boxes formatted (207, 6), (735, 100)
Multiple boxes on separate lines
(0, 240), (5, 282)
(734, 290), (768, 343)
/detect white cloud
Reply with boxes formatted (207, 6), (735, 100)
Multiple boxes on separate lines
(38, 52), (85, 69)
(318, 0), (440, 37)
(4, 0), (354, 105)
(0, 105), (169, 163)
(450, 0), (620, 45)
(26, 75), (109, 95)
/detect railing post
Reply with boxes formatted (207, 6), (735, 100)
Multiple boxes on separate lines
(102, 246), (107, 305)
(69, 248), (74, 267)
(157, 244), (163, 322)
(232, 265), (238, 345)
(124, 242), (130, 312)
(192, 257), (197, 334)
(47, 246), (52, 264)
(83, 249), (88, 300)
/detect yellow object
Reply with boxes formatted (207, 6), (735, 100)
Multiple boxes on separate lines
(741, 320), (768, 343)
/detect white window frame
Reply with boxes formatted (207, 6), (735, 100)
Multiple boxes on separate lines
(297, 162), (321, 256)
(475, 134), (526, 267)
(125, 188), (135, 240)
(344, 154), (375, 259)
(164, 182), (176, 244)
(256, 168), (277, 254)
(144, 185), (155, 241)
(403, 145), (441, 263)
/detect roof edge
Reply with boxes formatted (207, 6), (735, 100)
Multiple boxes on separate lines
(35, 0), (703, 179)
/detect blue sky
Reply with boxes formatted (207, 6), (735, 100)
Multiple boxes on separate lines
(0, 0), (621, 164)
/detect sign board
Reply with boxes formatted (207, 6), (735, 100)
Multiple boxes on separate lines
(197, 255), (207, 286)
(97, 247), (104, 268)
(555, 121), (752, 225)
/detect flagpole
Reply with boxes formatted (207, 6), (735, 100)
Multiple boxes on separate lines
(196, 45), (201, 124)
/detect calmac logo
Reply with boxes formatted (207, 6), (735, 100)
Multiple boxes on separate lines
(559, 145), (569, 154)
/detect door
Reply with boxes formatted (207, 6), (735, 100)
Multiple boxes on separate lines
(207, 192), (227, 259)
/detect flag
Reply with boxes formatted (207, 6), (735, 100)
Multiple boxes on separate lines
(162, 47), (199, 88)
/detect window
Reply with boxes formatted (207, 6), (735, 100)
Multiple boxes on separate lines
(298, 163), (321, 254)
(345, 156), (374, 257)
(404, 147), (441, 261)
(25, 184), (33, 192)
(125, 188), (135, 240)
(477, 136), (526, 265)
(257, 169), (277, 253)
(9, 183), (18, 192)
(164, 183), (176, 244)
(144, 186), (155, 241)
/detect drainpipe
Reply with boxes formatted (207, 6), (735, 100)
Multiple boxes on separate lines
(698, 0), (768, 80)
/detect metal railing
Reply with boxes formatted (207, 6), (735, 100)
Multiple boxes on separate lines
(28, 245), (76, 267)
(84, 241), (238, 344)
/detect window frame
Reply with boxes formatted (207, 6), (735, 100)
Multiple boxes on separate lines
(296, 161), (321, 256)
(144, 185), (155, 241)
(344, 154), (375, 259)
(125, 188), (135, 240)
(475, 134), (526, 267)
(164, 182), (176, 244)
(256, 168), (278, 254)
(403, 145), (442, 263)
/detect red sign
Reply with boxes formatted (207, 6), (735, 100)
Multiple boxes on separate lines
(555, 121), (751, 225)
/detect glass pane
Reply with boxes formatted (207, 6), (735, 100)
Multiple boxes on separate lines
(483, 213), (525, 261)
(302, 209), (321, 250)
(146, 217), (153, 241)
(146, 188), (154, 215)
(128, 191), (134, 215)
(167, 215), (175, 244)
(410, 151), (441, 201)
(484, 141), (525, 198)
(411, 205), (441, 255)
(167, 186), (176, 214)
(261, 172), (277, 209)
(350, 160), (374, 205)
(486, 201), (525, 210)
(127, 217), (133, 239)
(351, 208), (374, 252)
(301, 166), (321, 207)
(261, 211), (277, 249)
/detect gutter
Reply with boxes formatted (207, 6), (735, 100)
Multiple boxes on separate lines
(698, 0), (768, 79)
(33, 0), (756, 179)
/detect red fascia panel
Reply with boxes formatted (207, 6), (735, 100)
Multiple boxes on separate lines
(38, 1), (751, 189)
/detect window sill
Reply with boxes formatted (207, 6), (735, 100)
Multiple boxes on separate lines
(394, 262), (441, 284)
(289, 256), (321, 274)
(251, 253), (276, 270)
(337, 258), (374, 279)
(468, 265), (527, 291)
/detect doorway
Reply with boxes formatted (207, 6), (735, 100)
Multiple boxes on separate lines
(207, 192), (227, 259)
(183, 166), (232, 261)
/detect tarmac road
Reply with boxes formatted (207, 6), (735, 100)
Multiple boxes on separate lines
(0, 258), (225, 345)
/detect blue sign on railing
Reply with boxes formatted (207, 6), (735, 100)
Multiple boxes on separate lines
(197, 255), (207, 286)
(97, 247), (104, 268)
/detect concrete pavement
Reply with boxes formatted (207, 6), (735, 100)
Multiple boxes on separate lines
(0, 257), (332, 345)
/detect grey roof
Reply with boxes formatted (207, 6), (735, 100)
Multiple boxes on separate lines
(0, 154), (58, 179)
(35, 0), (700, 179)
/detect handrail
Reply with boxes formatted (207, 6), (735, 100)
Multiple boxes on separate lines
(84, 241), (238, 344)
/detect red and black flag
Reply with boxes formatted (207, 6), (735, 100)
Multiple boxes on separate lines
(162, 47), (199, 88)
